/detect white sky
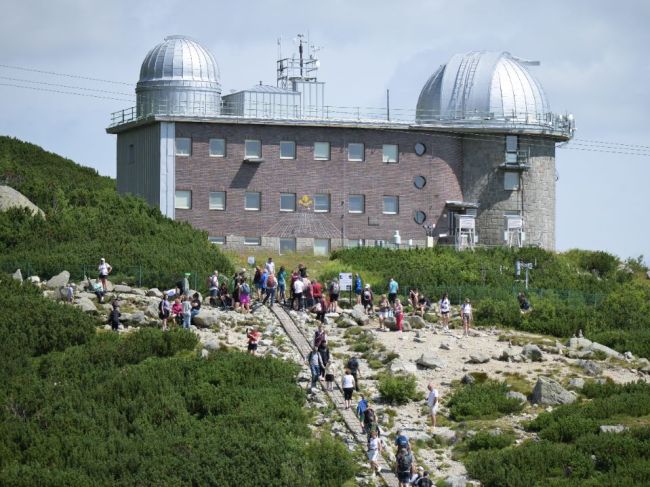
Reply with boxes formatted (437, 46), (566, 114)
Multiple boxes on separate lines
(1, 0), (648, 261)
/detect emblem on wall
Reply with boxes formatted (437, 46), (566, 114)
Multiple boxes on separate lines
(298, 195), (313, 209)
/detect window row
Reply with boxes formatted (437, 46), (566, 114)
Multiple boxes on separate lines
(175, 137), (399, 163)
(175, 190), (399, 214)
(208, 237), (331, 256)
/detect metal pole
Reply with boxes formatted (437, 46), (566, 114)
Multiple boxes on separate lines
(386, 89), (390, 121)
(525, 267), (529, 290)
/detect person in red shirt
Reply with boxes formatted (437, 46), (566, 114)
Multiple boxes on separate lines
(171, 297), (183, 327)
(246, 327), (262, 355)
(311, 279), (323, 301)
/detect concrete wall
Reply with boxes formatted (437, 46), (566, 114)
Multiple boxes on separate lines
(461, 135), (556, 250)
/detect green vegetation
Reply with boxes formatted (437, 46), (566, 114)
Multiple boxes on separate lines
(0, 136), (233, 289)
(465, 382), (650, 486)
(377, 373), (419, 405)
(0, 278), (356, 486)
(464, 431), (516, 451)
(447, 380), (524, 421)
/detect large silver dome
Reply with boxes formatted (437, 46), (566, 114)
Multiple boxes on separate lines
(416, 51), (550, 124)
(136, 35), (221, 117)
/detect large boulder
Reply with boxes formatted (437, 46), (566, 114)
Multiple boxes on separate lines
(506, 391), (528, 404)
(192, 309), (222, 328)
(12, 269), (23, 283)
(74, 296), (97, 314)
(113, 284), (133, 293)
(416, 352), (447, 370)
(383, 316), (397, 330)
(589, 342), (623, 359)
(0, 185), (44, 216)
(147, 288), (163, 298)
(146, 301), (161, 319)
(336, 316), (357, 328)
(522, 344), (544, 362)
(569, 377), (585, 389)
(467, 353), (490, 364)
(350, 305), (370, 325)
(497, 348), (519, 362)
(122, 310), (146, 326)
(389, 360), (417, 374)
(404, 315), (426, 329)
(577, 359), (602, 376)
(531, 377), (576, 405)
(45, 271), (70, 289)
(568, 337), (593, 350)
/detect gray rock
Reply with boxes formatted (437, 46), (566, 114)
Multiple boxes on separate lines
(414, 336), (426, 343)
(0, 185), (44, 216)
(577, 359), (602, 377)
(192, 309), (222, 328)
(113, 284), (133, 293)
(350, 305), (369, 325)
(123, 310), (146, 325)
(461, 374), (475, 385)
(27, 275), (41, 285)
(145, 301), (161, 319)
(522, 344), (544, 362)
(531, 377), (577, 405)
(443, 475), (467, 487)
(200, 348), (210, 359)
(569, 378), (585, 389)
(566, 349), (594, 359)
(440, 342), (451, 350)
(383, 316), (397, 330)
(202, 336), (220, 350)
(589, 342), (623, 359)
(599, 424), (627, 434)
(45, 270), (70, 289)
(336, 316), (357, 328)
(468, 353), (490, 364)
(12, 269), (23, 283)
(624, 351), (634, 361)
(568, 337), (593, 350)
(416, 353), (447, 370)
(404, 315), (426, 329)
(498, 348), (519, 362)
(74, 296), (97, 314)
(389, 360), (417, 374)
(506, 391), (527, 403)
(147, 288), (163, 298)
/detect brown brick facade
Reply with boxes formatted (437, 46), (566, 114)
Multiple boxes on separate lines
(173, 122), (464, 249)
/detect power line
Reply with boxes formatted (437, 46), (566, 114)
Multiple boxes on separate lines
(0, 83), (135, 103)
(0, 75), (135, 98)
(573, 138), (650, 150)
(0, 63), (132, 86)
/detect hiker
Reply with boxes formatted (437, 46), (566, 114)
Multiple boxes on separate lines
(353, 273), (362, 304)
(395, 429), (411, 452)
(324, 363), (334, 391)
(426, 383), (439, 428)
(367, 429), (382, 478)
(259, 267), (269, 303)
(387, 277), (399, 305)
(277, 266), (287, 304)
(363, 404), (380, 441)
(181, 295), (192, 329)
(109, 301), (121, 332)
(328, 278), (340, 312)
(180, 273), (191, 297)
(414, 469), (433, 487)
(303, 274), (313, 308)
(312, 294), (327, 323)
(88, 277), (105, 304)
(307, 347), (325, 392)
(239, 279), (251, 313)
(408, 288), (419, 315)
(253, 266), (262, 300)
(361, 284), (374, 314)
(190, 292), (201, 323)
(64, 283), (75, 303)
(98, 257), (112, 291)
(439, 292), (450, 331)
(171, 297), (183, 326)
(347, 355), (361, 391)
(342, 368), (356, 409)
(394, 298), (404, 339)
(416, 293), (430, 316)
(264, 257), (275, 275)
(518, 292), (531, 312)
(218, 281), (232, 309)
(208, 271), (220, 306)
(461, 298), (472, 336)
(158, 294), (171, 331)
(356, 395), (369, 429)
(262, 272), (277, 306)
(293, 275), (305, 311)
(247, 327), (261, 355)
(396, 446), (415, 487)
(377, 294), (391, 330)
(311, 278), (323, 307)
(298, 263), (307, 278)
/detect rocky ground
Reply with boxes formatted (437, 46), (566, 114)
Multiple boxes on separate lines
(20, 269), (650, 487)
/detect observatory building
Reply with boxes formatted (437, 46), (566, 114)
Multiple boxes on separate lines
(107, 35), (574, 253)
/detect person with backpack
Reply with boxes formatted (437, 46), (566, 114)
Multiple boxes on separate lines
(158, 294), (171, 331)
(239, 280), (251, 313)
(262, 272), (277, 306)
(109, 301), (121, 332)
(208, 271), (220, 306)
(367, 429), (382, 479)
(277, 266), (287, 305)
(347, 355), (361, 391)
(396, 446), (415, 487)
(362, 284), (374, 314)
(353, 273), (362, 305)
(328, 278), (340, 312)
(307, 347), (325, 392)
(356, 395), (369, 429)
(342, 368), (356, 409)
(394, 429), (411, 452)
(414, 469), (433, 487)
(363, 406), (380, 442)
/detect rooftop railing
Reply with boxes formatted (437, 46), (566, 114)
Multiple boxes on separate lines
(109, 100), (575, 137)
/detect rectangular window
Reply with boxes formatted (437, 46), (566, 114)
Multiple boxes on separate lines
(314, 238), (330, 256)
(348, 143), (365, 162)
(504, 172), (520, 190)
(314, 193), (330, 213)
(383, 195), (399, 215)
(175, 190), (191, 209)
(348, 194), (365, 214)
(175, 137), (191, 156)
(347, 239), (365, 248)
(382, 144), (398, 163)
(209, 138), (226, 157)
(506, 135), (518, 152)
(280, 193), (296, 212)
(244, 237), (261, 246)
(280, 141), (296, 159)
(244, 139), (262, 159)
(245, 191), (261, 210)
(208, 236), (226, 245)
(280, 238), (296, 254)
(209, 191), (226, 210)
(314, 141), (330, 160)
(128, 144), (135, 164)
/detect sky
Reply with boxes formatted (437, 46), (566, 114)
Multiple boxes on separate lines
(1, 0), (648, 261)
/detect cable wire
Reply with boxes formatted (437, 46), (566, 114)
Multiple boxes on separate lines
(0, 63), (132, 86)
(0, 75), (135, 97)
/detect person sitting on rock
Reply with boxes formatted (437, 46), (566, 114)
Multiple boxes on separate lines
(190, 292), (201, 323)
(518, 292), (531, 313)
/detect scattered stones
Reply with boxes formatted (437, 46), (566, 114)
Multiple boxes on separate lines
(497, 348), (519, 362)
(522, 344), (544, 362)
(12, 269), (23, 283)
(569, 377), (585, 389)
(506, 391), (527, 403)
(192, 309), (222, 328)
(577, 359), (602, 377)
(27, 275), (40, 285)
(416, 352), (447, 370)
(443, 475), (468, 487)
(599, 424), (627, 434)
(200, 348), (209, 359)
(336, 316), (357, 328)
(147, 288), (163, 298)
(624, 351), (634, 361)
(389, 360), (417, 374)
(113, 284), (133, 293)
(440, 342), (452, 350)
(350, 305), (369, 325)
(531, 377), (577, 405)
(467, 353), (490, 364)
(461, 374), (476, 385)
(45, 270), (70, 289)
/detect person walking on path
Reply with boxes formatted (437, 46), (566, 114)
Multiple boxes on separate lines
(347, 355), (361, 391)
(342, 368), (356, 409)
(367, 429), (382, 479)
(395, 429), (411, 452)
(377, 294), (391, 330)
(277, 266), (287, 304)
(158, 294), (171, 331)
(328, 278), (340, 312)
(361, 284), (374, 314)
(181, 295), (192, 329)
(356, 395), (369, 429)
(387, 277), (399, 306)
(426, 383), (440, 428)
(396, 447), (415, 487)
(353, 273), (362, 305)
(439, 292), (450, 331)
(461, 298), (472, 337)
(262, 272), (277, 306)
(293, 276), (305, 311)
(98, 257), (112, 292)
(394, 298), (405, 339)
(307, 347), (325, 392)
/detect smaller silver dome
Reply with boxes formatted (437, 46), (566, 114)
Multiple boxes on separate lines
(136, 35), (221, 118)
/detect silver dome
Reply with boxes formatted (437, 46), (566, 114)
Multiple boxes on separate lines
(136, 35), (221, 117)
(416, 51), (551, 124)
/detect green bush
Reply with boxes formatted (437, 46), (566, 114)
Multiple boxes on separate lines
(447, 380), (524, 421)
(465, 431), (516, 451)
(377, 373), (419, 405)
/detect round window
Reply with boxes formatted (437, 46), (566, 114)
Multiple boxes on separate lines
(414, 142), (426, 156)
(414, 211), (426, 224)
(414, 176), (426, 189)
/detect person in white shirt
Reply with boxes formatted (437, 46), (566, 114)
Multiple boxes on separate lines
(439, 293), (451, 331)
(264, 257), (275, 275)
(461, 298), (472, 337)
(426, 383), (439, 428)
(342, 369), (356, 409)
(97, 257), (112, 291)
(293, 277), (305, 311)
(367, 429), (382, 477)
